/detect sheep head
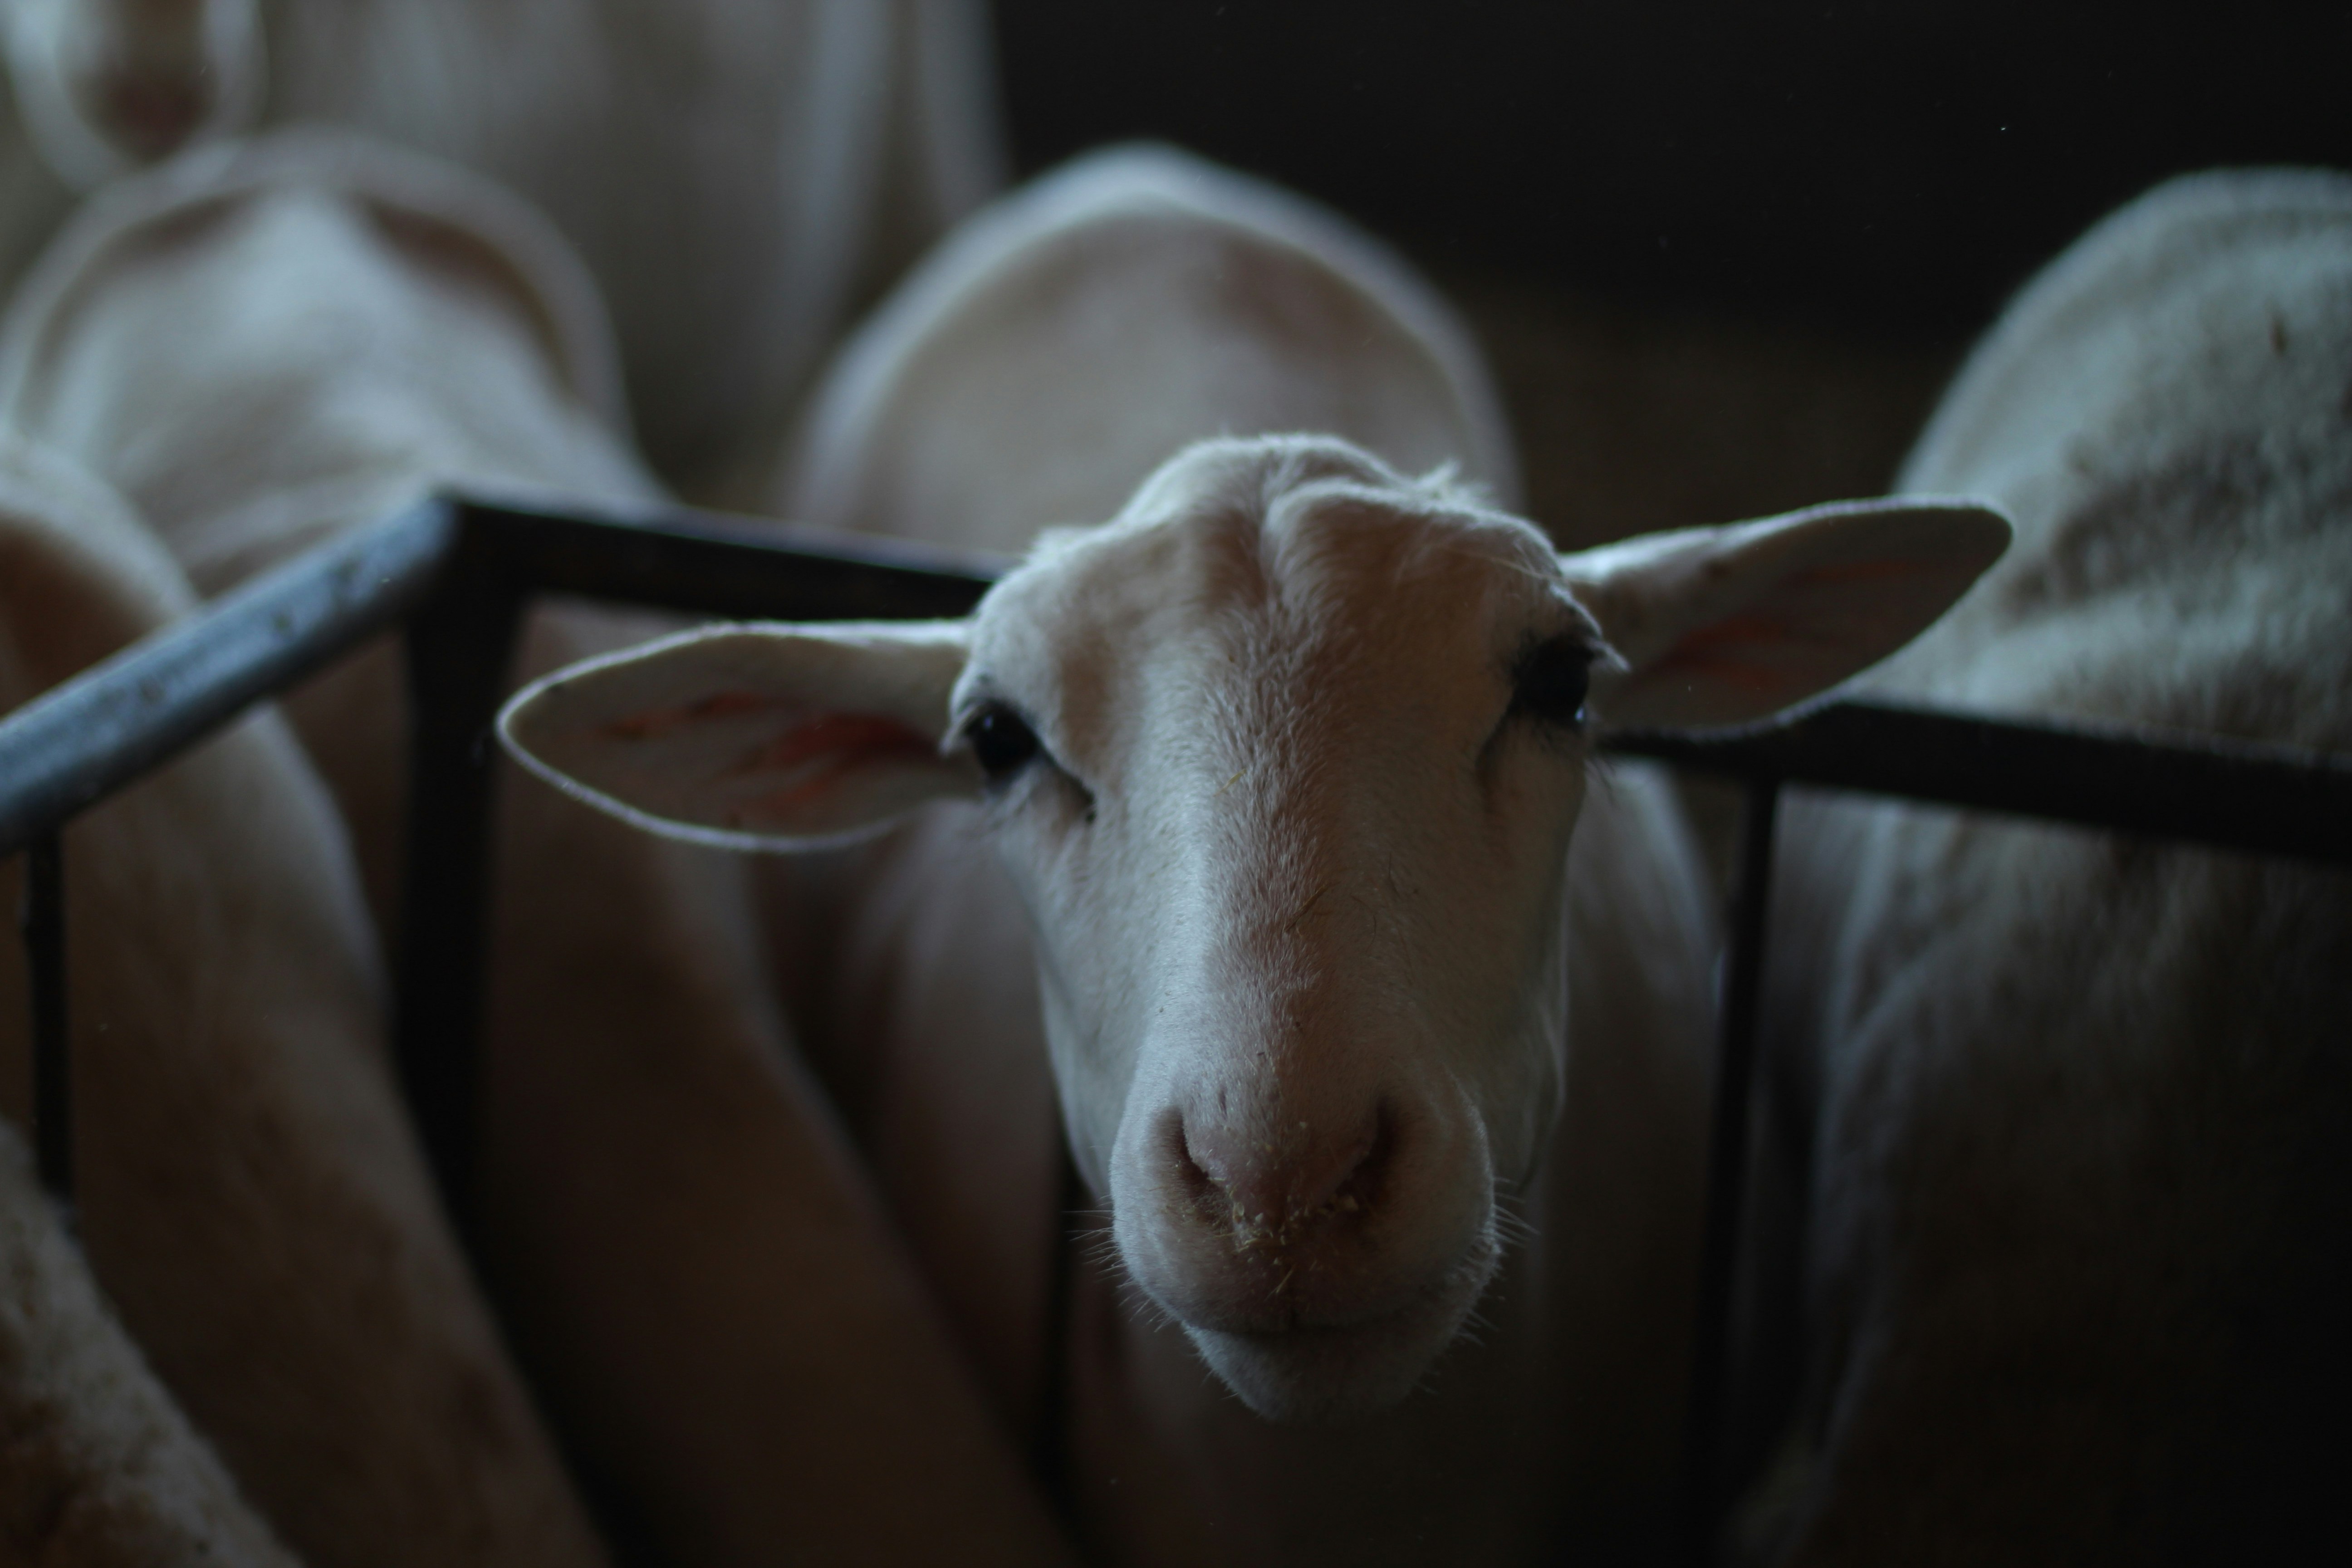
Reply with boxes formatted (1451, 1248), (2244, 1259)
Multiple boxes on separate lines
(500, 433), (2007, 1421)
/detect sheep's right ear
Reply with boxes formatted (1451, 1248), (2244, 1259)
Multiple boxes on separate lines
(497, 620), (978, 850)
(1562, 497), (2010, 728)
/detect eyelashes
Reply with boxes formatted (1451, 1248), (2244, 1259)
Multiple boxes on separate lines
(956, 698), (1099, 824)
(1509, 634), (1593, 730)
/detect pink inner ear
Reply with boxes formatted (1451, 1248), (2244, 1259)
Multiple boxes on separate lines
(733, 712), (944, 824)
(730, 712), (939, 777)
(601, 689), (785, 740)
(1635, 612), (1795, 695)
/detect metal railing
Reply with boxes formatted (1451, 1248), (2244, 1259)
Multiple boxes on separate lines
(5, 491), (2350, 1560)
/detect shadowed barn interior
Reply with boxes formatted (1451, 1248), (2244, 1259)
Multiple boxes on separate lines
(991, 1), (2348, 548)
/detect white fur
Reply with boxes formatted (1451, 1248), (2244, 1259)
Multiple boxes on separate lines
(0, 0), (1008, 484)
(1755, 170), (2352, 1559)
(0, 132), (1073, 1567)
(0, 1122), (294, 1568)
(504, 148), (2008, 1563)
(781, 143), (1519, 549)
(0, 429), (603, 1568)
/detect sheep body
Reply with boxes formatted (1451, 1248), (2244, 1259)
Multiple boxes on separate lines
(1, 0), (1007, 486)
(0, 429), (601, 1568)
(1757, 169), (2352, 1562)
(0, 129), (1072, 1568)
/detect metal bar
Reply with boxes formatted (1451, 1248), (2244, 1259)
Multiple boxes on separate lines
(1607, 699), (2352, 865)
(461, 495), (1000, 622)
(1677, 779), (1781, 1566)
(20, 832), (71, 1212)
(383, 500), (994, 1239)
(0, 498), (460, 858)
(463, 500), (2352, 868)
(395, 514), (526, 1243)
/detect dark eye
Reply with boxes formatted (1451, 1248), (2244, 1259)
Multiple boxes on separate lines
(1511, 636), (1592, 729)
(964, 702), (1041, 782)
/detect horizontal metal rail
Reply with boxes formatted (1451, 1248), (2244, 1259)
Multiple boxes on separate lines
(0, 495), (1011, 861)
(0, 498), (459, 858)
(1611, 700), (2352, 865)
(470, 492), (1008, 621)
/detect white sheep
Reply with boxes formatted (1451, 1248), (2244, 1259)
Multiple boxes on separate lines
(1751, 169), (2352, 1560)
(1, 1121), (292, 1568)
(504, 147), (2011, 1563)
(0, 130), (1073, 1567)
(0, 429), (603, 1568)
(0, 0), (1008, 485)
(779, 142), (1520, 548)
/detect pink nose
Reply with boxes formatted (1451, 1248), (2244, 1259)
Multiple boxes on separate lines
(1173, 1098), (1394, 1244)
(1116, 1078), (1491, 1338)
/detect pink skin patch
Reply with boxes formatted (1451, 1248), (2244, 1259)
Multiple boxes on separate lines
(600, 689), (783, 740)
(730, 712), (938, 776)
(730, 713), (942, 823)
(1642, 612), (1798, 693)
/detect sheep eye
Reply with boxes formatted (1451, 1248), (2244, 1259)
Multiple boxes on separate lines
(965, 703), (1041, 782)
(1512, 636), (1592, 729)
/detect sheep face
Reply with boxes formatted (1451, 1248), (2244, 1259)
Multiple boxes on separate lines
(500, 433), (2009, 1421)
(953, 441), (1590, 1418)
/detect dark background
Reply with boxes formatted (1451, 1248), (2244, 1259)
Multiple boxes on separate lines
(992, 2), (2351, 341)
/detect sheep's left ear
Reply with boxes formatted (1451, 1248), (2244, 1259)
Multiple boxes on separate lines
(1562, 496), (2011, 728)
(497, 620), (977, 849)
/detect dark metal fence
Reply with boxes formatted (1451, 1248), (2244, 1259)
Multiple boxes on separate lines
(5, 491), (2349, 1560)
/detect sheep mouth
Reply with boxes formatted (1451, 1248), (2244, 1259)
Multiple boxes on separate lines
(1165, 1263), (1457, 1338)
(1169, 1233), (1502, 1422)
(1180, 1271), (1489, 1423)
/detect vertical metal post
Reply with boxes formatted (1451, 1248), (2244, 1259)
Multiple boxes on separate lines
(395, 518), (523, 1251)
(1677, 777), (1781, 1566)
(20, 831), (71, 1214)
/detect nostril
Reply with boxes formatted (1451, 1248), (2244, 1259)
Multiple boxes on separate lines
(1171, 1097), (1397, 1236)
(1314, 1101), (1396, 1221)
(1164, 1107), (1220, 1204)
(1335, 1101), (1396, 1213)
